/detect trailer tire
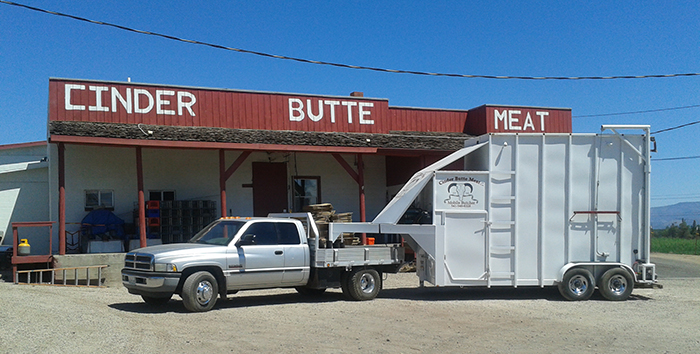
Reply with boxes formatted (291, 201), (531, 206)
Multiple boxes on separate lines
(558, 268), (595, 301)
(599, 268), (634, 301)
(141, 295), (172, 306)
(181, 271), (218, 312)
(345, 268), (382, 301)
(295, 286), (327, 296)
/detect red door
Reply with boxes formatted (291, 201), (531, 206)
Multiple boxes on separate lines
(252, 162), (288, 217)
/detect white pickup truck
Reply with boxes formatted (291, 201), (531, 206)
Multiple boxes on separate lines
(121, 214), (404, 312)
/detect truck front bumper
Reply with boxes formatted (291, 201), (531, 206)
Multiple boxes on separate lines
(122, 269), (181, 297)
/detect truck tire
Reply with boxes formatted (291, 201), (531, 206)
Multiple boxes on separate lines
(558, 268), (595, 301)
(181, 271), (219, 312)
(141, 295), (172, 306)
(599, 268), (634, 301)
(295, 286), (327, 296)
(345, 268), (382, 301)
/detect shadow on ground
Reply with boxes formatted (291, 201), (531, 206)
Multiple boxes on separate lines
(109, 284), (652, 314)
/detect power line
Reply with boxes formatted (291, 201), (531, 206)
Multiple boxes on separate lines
(652, 155), (700, 161)
(651, 119), (700, 134)
(2, 0), (700, 81)
(574, 104), (700, 118)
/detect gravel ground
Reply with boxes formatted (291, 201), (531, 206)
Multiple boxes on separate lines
(1, 253), (699, 354)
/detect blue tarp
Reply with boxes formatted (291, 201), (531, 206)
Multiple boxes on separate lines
(81, 209), (125, 240)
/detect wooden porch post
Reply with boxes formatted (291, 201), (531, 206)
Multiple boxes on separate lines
(219, 149), (227, 217)
(136, 147), (147, 248)
(58, 143), (66, 255)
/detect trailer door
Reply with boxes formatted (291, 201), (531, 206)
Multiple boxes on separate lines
(443, 211), (488, 281)
(435, 171), (490, 284)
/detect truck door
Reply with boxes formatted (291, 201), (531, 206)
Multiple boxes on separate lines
(229, 222), (285, 287)
(276, 222), (309, 285)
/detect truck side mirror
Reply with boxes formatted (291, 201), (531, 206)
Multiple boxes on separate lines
(237, 234), (256, 246)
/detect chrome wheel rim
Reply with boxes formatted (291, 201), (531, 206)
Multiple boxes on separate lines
(196, 280), (214, 305)
(608, 275), (627, 296)
(360, 273), (376, 294)
(568, 275), (589, 296)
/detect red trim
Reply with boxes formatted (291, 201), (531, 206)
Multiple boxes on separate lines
(376, 148), (456, 156)
(332, 154), (359, 183)
(0, 141), (46, 150)
(49, 135), (377, 154)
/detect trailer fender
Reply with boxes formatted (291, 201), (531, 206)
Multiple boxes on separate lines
(557, 263), (635, 283)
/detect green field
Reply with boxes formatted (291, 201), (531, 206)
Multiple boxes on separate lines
(651, 237), (700, 255)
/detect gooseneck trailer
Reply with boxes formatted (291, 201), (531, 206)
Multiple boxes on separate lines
(123, 125), (657, 311)
(330, 125), (656, 300)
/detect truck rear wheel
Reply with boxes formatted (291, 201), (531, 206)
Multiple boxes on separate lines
(599, 268), (634, 301)
(558, 268), (595, 301)
(181, 271), (219, 312)
(344, 268), (381, 301)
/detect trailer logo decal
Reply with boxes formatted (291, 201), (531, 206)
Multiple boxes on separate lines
(436, 174), (486, 211)
(444, 183), (478, 206)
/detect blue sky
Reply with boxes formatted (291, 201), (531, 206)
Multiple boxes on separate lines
(1, 1), (698, 207)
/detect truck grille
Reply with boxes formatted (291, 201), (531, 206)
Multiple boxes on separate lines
(124, 253), (154, 271)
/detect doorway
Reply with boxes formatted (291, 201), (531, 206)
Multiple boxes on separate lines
(252, 162), (288, 217)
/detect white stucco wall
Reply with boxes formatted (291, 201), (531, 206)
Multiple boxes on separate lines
(0, 143), (49, 251)
(46, 144), (390, 252)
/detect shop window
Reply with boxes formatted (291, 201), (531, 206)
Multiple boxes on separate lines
(85, 190), (114, 211)
(148, 190), (176, 201)
(292, 176), (320, 212)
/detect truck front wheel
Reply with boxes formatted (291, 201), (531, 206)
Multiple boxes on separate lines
(181, 271), (219, 312)
(344, 268), (382, 301)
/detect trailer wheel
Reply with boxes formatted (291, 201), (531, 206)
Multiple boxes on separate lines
(181, 271), (219, 312)
(141, 295), (172, 306)
(295, 286), (327, 296)
(345, 268), (382, 301)
(599, 268), (634, 301)
(558, 268), (595, 301)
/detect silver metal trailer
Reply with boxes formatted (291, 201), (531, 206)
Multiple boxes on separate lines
(330, 125), (657, 301)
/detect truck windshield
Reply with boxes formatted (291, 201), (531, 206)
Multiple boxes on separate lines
(189, 221), (246, 245)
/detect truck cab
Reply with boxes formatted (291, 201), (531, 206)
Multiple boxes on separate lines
(122, 217), (311, 311)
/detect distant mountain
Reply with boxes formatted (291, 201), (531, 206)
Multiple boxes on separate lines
(651, 202), (700, 229)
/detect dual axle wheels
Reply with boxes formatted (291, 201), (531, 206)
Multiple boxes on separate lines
(558, 267), (634, 301)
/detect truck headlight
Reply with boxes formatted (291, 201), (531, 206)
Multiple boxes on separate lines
(154, 263), (177, 272)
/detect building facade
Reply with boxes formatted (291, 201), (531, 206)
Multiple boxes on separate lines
(1, 78), (572, 255)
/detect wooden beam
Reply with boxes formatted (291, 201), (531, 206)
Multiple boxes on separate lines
(332, 154), (359, 183)
(224, 151), (252, 181)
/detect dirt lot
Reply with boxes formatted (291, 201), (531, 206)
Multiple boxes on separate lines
(1, 253), (699, 354)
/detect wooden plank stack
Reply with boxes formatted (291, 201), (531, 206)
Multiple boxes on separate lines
(302, 203), (358, 246)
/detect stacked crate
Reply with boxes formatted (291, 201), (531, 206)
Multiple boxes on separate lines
(157, 200), (217, 243)
(302, 203), (356, 246)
